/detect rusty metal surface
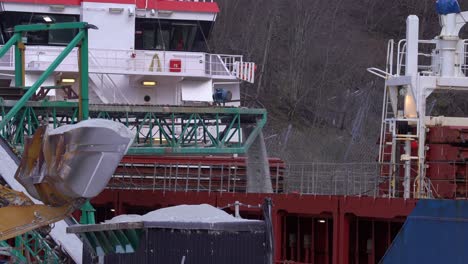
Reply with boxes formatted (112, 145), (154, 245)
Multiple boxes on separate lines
(15, 120), (133, 205)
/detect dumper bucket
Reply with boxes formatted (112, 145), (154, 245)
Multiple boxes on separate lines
(14, 119), (135, 207)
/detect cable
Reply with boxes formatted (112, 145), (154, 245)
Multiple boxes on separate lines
(197, 20), (211, 53)
(157, 18), (166, 50)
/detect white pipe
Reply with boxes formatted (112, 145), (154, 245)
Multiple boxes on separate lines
(440, 39), (458, 77)
(404, 137), (411, 199)
(234, 201), (240, 218)
(405, 16), (419, 77)
(404, 15), (419, 119)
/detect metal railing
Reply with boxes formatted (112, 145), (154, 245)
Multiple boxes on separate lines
(110, 161), (286, 193)
(0, 46), (243, 78)
(394, 39), (439, 76)
(367, 38), (439, 79)
(108, 161), (468, 199)
(461, 40), (468, 76)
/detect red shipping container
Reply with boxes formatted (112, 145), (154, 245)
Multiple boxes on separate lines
(169, 59), (182, 72)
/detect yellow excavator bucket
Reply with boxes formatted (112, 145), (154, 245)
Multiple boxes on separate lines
(0, 119), (134, 240)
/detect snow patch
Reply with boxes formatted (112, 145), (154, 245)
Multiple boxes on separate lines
(105, 204), (253, 224)
(105, 214), (142, 223)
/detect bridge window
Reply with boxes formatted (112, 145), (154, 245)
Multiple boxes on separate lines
(0, 12), (79, 46)
(135, 18), (212, 52)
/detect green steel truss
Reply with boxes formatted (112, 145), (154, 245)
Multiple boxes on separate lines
(0, 22), (93, 132)
(0, 22), (94, 263)
(0, 22), (266, 263)
(0, 100), (267, 155)
(0, 230), (61, 264)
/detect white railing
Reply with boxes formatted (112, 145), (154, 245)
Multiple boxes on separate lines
(88, 52), (132, 104)
(0, 46), (252, 81)
(393, 39), (439, 76)
(205, 54), (255, 83)
(370, 38), (459, 79)
(461, 40), (468, 76)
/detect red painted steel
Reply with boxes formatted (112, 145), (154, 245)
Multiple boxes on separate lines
(121, 155), (285, 166)
(379, 126), (468, 199)
(89, 190), (416, 264)
(424, 126), (468, 198)
(1, 0), (220, 13)
(427, 126), (468, 144)
(427, 144), (468, 161)
(169, 59), (182, 72)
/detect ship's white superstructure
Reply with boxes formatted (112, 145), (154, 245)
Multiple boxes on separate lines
(0, 0), (255, 105)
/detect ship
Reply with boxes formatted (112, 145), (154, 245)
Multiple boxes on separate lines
(0, 0), (468, 263)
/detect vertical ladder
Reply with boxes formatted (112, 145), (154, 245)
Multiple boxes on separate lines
(379, 86), (397, 197)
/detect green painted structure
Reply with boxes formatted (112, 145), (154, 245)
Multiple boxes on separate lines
(0, 22), (268, 263)
(0, 100), (267, 155)
(0, 22), (94, 264)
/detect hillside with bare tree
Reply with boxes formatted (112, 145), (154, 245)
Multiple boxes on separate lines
(209, 0), (468, 163)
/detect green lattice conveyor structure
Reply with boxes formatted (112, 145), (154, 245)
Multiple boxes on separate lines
(0, 101), (267, 155)
(0, 21), (268, 263)
(0, 21), (267, 155)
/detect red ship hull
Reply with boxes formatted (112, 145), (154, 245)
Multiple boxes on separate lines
(91, 190), (415, 264)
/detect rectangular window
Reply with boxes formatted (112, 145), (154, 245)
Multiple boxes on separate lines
(0, 12), (79, 46)
(135, 18), (212, 52)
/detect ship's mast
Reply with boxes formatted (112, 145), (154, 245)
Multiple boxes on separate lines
(369, 0), (468, 199)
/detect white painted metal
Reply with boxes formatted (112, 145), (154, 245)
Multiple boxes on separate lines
(181, 79), (213, 102)
(370, 7), (468, 198)
(405, 16), (419, 77)
(403, 136), (411, 199)
(0, 0), (254, 106)
(0, 46), (250, 104)
(404, 15), (418, 119)
(2, 2), (81, 15)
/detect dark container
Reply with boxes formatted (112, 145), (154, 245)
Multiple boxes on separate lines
(83, 221), (269, 264)
(382, 200), (468, 264)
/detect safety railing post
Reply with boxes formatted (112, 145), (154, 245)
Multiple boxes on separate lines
(300, 164), (304, 194)
(275, 163), (280, 194)
(197, 163), (201, 193)
(79, 29), (89, 120)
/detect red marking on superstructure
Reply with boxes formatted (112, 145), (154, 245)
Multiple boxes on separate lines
(1, 0), (220, 13)
(0, 0), (81, 5)
(146, 1), (220, 13)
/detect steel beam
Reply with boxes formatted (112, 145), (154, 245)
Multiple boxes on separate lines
(79, 29), (89, 120)
(14, 42), (24, 87)
(0, 30), (85, 130)
(14, 22), (91, 32)
(0, 33), (20, 58)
